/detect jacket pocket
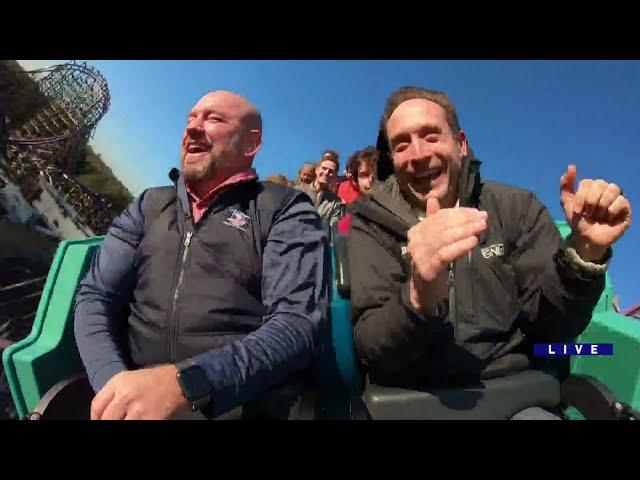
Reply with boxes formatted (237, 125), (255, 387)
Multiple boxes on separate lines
(471, 255), (521, 336)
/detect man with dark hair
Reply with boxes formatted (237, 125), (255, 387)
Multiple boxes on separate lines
(349, 147), (378, 197)
(322, 150), (342, 195)
(338, 152), (361, 205)
(74, 90), (327, 420)
(349, 86), (632, 419)
(322, 149), (339, 164)
(337, 147), (379, 234)
(296, 151), (344, 226)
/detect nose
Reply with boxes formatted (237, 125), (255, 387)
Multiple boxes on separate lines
(185, 115), (204, 138)
(406, 137), (432, 170)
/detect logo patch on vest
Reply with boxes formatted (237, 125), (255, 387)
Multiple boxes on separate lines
(223, 209), (251, 232)
(481, 243), (504, 259)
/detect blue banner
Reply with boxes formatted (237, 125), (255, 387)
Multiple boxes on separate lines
(533, 343), (614, 356)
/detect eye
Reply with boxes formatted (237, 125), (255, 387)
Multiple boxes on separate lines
(425, 134), (439, 143)
(394, 142), (409, 153)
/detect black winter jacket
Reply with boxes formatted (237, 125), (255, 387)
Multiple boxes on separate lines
(349, 156), (606, 387)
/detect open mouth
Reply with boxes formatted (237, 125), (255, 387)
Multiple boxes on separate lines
(424, 167), (443, 182)
(412, 167), (444, 191)
(186, 143), (209, 154)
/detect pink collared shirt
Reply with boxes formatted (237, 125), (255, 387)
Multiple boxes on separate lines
(186, 168), (258, 224)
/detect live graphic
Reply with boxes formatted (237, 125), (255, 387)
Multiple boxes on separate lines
(533, 343), (614, 356)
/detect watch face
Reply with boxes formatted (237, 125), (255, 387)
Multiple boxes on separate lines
(180, 366), (211, 401)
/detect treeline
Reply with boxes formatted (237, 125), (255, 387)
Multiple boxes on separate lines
(74, 145), (133, 213)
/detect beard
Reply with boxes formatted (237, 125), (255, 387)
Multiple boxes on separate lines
(182, 152), (218, 183)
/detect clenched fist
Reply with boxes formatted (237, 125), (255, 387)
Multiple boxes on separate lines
(560, 165), (631, 262)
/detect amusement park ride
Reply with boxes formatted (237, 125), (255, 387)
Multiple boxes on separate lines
(1, 61), (639, 420)
(0, 60), (114, 237)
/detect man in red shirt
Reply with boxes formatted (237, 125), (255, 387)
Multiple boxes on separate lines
(337, 171), (360, 205)
(337, 147), (378, 234)
(338, 147), (379, 205)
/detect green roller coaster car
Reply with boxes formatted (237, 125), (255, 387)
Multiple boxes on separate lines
(3, 221), (640, 420)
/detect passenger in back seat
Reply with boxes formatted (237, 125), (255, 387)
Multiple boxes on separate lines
(294, 162), (316, 187)
(349, 86), (632, 419)
(337, 147), (378, 235)
(295, 150), (345, 227)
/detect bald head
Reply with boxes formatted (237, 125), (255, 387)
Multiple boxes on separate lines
(181, 90), (263, 189)
(194, 90), (262, 132)
(298, 162), (316, 184)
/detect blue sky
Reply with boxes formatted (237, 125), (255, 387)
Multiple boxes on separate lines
(18, 60), (640, 310)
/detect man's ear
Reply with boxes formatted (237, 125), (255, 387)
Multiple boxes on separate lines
(458, 130), (468, 157)
(244, 130), (262, 158)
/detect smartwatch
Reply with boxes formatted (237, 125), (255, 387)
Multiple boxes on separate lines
(175, 359), (212, 412)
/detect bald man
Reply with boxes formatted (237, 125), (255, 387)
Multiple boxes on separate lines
(296, 162), (316, 186)
(74, 91), (327, 420)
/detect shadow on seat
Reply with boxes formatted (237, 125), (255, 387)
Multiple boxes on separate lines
(363, 369), (561, 420)
(28, 374), (93, 420)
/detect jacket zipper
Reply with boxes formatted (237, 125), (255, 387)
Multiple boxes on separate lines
(448, 261), (456, 341)
(168, 230), (193, 361)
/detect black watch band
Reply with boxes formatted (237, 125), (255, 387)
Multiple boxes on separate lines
(176, 360), (213, 413)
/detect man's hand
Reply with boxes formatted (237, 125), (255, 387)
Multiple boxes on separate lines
(407, 198), (488, 312)
(560, 165), (631, 262)
(91, 365), (189, 420)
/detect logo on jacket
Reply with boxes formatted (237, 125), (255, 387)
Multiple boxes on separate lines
(223, 209), (251, 232)
(481, 243), (504, 259)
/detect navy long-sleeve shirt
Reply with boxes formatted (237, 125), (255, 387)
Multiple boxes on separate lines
(74, 185), (328, 417)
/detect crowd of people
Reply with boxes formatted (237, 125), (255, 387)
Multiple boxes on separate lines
(264, 146), (380, 231)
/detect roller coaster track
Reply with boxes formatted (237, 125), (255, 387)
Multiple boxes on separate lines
(625, 303), (640, 319)
(0, 61), (117, 234)
(2, 61), (109, 168)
